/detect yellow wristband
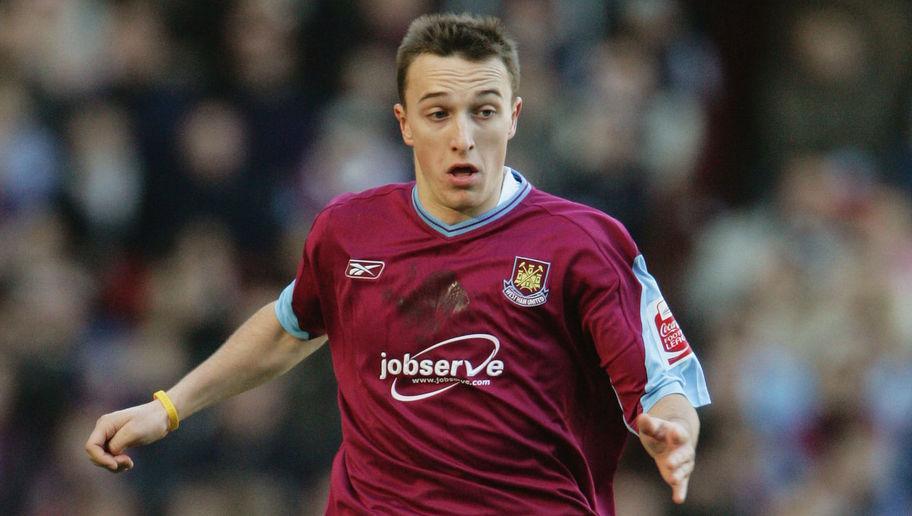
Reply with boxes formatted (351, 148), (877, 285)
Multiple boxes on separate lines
(153, 390), (180, 431)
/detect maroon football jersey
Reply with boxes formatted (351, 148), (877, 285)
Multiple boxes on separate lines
(276, 170), (709, 514)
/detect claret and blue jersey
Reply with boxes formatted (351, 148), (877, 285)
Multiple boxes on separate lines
(275, 169), (710, 515)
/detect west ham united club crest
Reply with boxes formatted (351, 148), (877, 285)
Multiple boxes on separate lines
(503, 256), (551, 307)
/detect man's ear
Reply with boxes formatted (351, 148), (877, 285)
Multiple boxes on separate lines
(507, 96), (523, 140)
(394, 103), (414, 146)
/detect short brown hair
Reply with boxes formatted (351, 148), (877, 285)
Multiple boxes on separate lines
(396, 13), (520, 105)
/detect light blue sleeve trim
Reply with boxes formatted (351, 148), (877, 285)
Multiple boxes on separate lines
(640, 359), (710, 412)
(632, 255), (711, 414)
(274, 281), (310, 340)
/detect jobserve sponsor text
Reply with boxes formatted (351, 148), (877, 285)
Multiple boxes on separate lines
(379, 334), (504, 402)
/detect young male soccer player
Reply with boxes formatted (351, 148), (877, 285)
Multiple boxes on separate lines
(86, 13), (710, 514)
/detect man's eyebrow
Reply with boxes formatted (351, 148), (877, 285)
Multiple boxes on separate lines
(417, 91), (449, 104)
(475, 89), (503, 99)
(417, 89), (504, 104)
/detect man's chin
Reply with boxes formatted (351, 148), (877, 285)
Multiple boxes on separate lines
(442, 191), (495, 219)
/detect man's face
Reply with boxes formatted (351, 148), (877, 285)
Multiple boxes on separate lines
(395, 54), (522, 224)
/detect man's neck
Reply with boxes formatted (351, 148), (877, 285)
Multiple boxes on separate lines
(415, 167), (513, 225)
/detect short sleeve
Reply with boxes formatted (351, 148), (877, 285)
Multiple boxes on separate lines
(274, 212), (330, 340)
(629, 255), (711, 414)
(574, 217), (710, 434)
(275, 281), (310, 339)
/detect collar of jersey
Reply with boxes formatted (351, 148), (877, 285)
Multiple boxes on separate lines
(411, 168), (532, 238)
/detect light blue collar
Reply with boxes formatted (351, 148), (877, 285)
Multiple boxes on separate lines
(411, 168), (531, 237)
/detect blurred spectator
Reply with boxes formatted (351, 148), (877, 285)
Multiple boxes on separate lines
(552, 36), (656, 240)
(222, 0), (317, 189)
(0, 0), (108, 100)
(0, 80), (61, 218)
(358, 0), (433, 45)
(756, 1), (912, 189)
(686, 150), (912, 514)
(294, 42), (411, 225)
(64, 100), (144, 247)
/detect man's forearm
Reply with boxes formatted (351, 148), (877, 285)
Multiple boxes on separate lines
(166, 302), (326, 421)
(647, 393), (700, 446)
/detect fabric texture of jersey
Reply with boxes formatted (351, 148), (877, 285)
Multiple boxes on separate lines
(276, 169), (710, 515)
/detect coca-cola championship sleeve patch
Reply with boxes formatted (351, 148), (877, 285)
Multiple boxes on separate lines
(632, 255), (711, 413)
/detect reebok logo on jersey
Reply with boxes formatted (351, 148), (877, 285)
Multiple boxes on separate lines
(653, 300), (692, 367)
(379, 334), (504, 402)
(346, 259), (385, 279)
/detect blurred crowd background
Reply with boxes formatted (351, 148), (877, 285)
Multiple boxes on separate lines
(1, 0), (910, 514)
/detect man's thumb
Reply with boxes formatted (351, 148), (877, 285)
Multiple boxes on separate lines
(107, 427), (132, 455)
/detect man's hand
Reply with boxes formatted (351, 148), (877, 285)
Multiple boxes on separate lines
(84, 401), (170, 473)
(636, 412), (695, 504)
(84, 303), (326, 474)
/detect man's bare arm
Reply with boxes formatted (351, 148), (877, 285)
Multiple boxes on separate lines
(85, 302), (326, 472)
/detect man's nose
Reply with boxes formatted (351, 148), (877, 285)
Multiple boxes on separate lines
(450, 115), (475, 153)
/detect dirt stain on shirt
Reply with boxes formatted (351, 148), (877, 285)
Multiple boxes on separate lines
(393, 270), (470, 335)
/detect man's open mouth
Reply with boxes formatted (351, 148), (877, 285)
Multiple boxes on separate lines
(447, 164), (479, 176)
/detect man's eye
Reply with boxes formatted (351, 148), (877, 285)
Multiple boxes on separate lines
(429, 111), (448, 120)
(477, 109), (496, 118)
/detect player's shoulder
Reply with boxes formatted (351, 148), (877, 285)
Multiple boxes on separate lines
(308, 183), (411, 239)
(323, 183), (412, 213)
(525, 188), (639, 259)
(313, 182), (411, 223)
